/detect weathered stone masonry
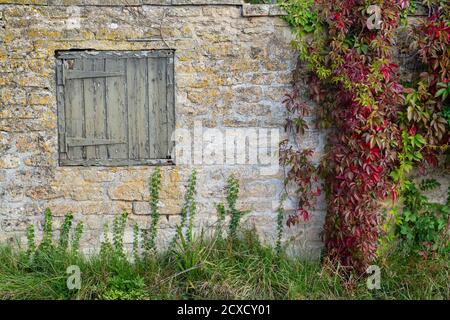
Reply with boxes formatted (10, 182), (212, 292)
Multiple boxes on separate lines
(1, 0), (449, 257)
(0, 1), (328, 256)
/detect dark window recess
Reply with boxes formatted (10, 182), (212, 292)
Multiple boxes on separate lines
(56, 50), (175, 166)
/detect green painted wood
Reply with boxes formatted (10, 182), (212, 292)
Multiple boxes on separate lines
(56, 59), (67, 160)
(166, 56), (175, 159)
(66, 138), (126, 147)
(60, 158), (174, 167)
(127, 58), (150, 160)
(58, 50), (175, 166)
(105, 57), (128, 160)
(64, 58), (84, 161)
(147, 57), (159, 159)
(148, 57), (168, 159)
(57, 50), (174, 60)
(83, 58), (108, 159)
(83, 59), (96, 159)
(94, 59), (108, 160)
(65, 70), (124, 80)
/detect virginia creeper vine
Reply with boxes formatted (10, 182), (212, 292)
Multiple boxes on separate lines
(280, 0), (449, 273)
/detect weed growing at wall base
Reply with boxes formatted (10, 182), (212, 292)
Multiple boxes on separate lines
(0, 172), (447, 300)
(0, 232), (447, 300)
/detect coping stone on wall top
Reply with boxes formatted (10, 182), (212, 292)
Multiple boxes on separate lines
(1, 1), (288, 17)
(16, 0), (246, 6)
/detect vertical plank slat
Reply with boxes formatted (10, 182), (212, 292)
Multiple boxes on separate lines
(83, 58), (96, 160)
(105, 58), (128, 159)
(166, 55), (175, 159)
(148, 57), (167, 159)
(147, 57), (158, 159)
(95, 59), (108, 159)
(56, 59), (67, 161)
(85, 59), (107, 159)
(92, 59), (108, 159)
(158, 58), (168, 158)
(64, 58), (84, 160)
(127, 58), (149, 160)
(124, 58), (130, 160)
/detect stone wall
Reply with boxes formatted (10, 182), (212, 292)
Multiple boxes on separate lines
(0, 1), (327, 256)
(1, 1), (447, 257)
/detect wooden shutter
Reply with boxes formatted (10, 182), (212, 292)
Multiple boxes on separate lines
(56, 51), (175, 166)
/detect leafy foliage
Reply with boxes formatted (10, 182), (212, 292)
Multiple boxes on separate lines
(277, 64), (321, 246)
(112, 212), (128, 257)
(5, 174), (449, 300)
(27, 210), (84, 262)
(71, 221), (84, 255)
(420, 178), (441, 191)
(281, 0), (407, 273)
(102, 275), (146, 300)
(181, 170), (198, 245)
(143, 168), (162, 255)
(215, 203), (226, 238)
(226, 175), (241, 238)
(26, 225), (35, 257)
(279, 139), (320, 226)
(59, 213), (73, 252)
(404, 5), (450, 166)
(1, 231), (448, 300)
(396, 181), (449, 258)
(218, 175), (250, 240)
(280, 0), (449, 273)
(132, 223), (140, 262)
(100, 223), (113, 257)
(41, 208), (53, 250)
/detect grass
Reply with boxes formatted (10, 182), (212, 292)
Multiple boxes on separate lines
(0, 232), (448, 300)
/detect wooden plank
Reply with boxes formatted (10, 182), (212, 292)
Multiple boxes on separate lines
(64, 58), (84, 161)
(83, 58), (108, 159)
(95, 59), (108, 160)
(58, 133), (67, 153)
(57, 50), (174, 60)
(65, 70), (123, 80)
(60, 158), (174, 167)
(67, 138), (126, 147)
(127, 58), (150, 160)
(157, 58), (169, 159)
(56, 59), (65, 86)
(105, 57), (128, 160)
(166, 56), (175, 159)
(59, 50), (176, 166)
(83, 58), (95, 160)
(148, 57), (167, 159)
(56, 59), (67, 161)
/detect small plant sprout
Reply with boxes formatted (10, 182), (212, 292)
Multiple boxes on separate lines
(171, 170), (198, 248)
(133, 223), (140, 262)
(41, 208), (53, 249)
(113, 211), (128, 257)
(26, 224), (36, 257)
(216, 174), (250, 241)
(71, 221), (84, 255)
(59, 212), (74, 251)
(144, 167), (162, 256)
